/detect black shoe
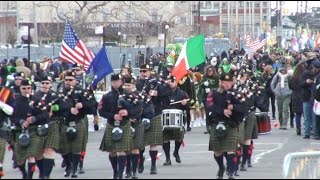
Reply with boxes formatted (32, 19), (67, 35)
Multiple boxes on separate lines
(204, 131), (209, 134)
(125, 170), (132, 178)
(297, 129), (301, 136)
(240, 163), (247, 171)
(283, 128), (287, 130)
(313, 136), (320, 140)
(13, 161), (18, 169)
(247, 160), (252, 167)
(173, 152), (181, 163)
(187, 127), (192, 131)
(163, 159), (172, 166)
(78, 167), (85, 174)
(61, 159), (66, 168)
(216, 166), (225, 179)
(71, 174), (78, 178)
(234, 170), (240, 177)
(131, 172), (138, 179)
(303, 135), (310, 139)
(150, 166), (157, 175)
(137, 156), (145, 173)
(112, 172), (118, 179)
(226, 171), (235, 179)
(64, 170), (71, 177)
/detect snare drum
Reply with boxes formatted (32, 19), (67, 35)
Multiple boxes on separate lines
(255, 112), (271, 135)
(161, 109), (184, 130)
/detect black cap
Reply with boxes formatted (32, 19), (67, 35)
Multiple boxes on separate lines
(219, 72), (233, 82)
(15, 72), (25, 78)
(40, 76), (52, 82)
(140, 64), (151, 71)
(20, 79), (32, 86)
(111, 73), (121, 81)
(123, 76), (135, 84)
(167, 75), (176, 82)
(65, 70), (76, 77)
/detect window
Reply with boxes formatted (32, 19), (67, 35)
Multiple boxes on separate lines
(247, 2), (250, 7)
(205, 1), (211, 9)
(222, 2), (227, 8)
(214, 2), (219, 8)
(255, 2), (260, 8)
(239, 1), (244, 8)
(263, 2), (267, 8)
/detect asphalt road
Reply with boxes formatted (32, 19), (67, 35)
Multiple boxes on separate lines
(3, 119), (320, 179)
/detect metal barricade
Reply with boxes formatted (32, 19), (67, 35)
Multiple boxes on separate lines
(283, 151), (320, 179)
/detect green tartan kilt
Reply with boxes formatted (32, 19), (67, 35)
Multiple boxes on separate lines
(237, 121), (245, 144)
(59, 119), (86, 154)
(100, 120), (132, 153)
(244, 112), (258, 140)
(14, 129), (45, 163)
(209, 124), (238, 153)
(44, 121), (60, 150)
(131, 121), (144, 149)
(0, 137), (6, 162)
(82, 117), (89, 152)
(144, 115), (163, 146)
(163, 127), (184, 142)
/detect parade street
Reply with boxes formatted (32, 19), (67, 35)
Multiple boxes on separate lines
(3, 121), (320, 179)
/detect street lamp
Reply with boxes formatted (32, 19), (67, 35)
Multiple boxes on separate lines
(163, 25), (169, 57)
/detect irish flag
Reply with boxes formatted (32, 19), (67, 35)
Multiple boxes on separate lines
(172, 35), (205, 82)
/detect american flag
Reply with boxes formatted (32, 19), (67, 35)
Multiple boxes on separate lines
(59, 22), (95, 70)
(249, 34), (266, 53)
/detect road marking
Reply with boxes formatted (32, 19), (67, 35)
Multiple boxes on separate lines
(252, 143), (283, 164)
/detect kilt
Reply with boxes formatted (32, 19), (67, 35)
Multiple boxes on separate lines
(209, 124), (238, 153)
(100, 120), (132, 153)
(131, 121), (144, 149)
(163, 127), (184, 142)
(237, 121), (245, 144)
(144, 115), (163, 146)
(82, 116), (89, 152)
(59, 119), (86, 154)
(14, 128), (44, 163)
(244, 111), (258, 140)
(0, 137), (6, 162)
(44, 121), (60, 150)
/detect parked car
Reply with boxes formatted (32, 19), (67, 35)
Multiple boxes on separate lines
(0, 43), (12, 49)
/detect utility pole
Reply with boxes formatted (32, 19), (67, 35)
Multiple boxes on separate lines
(32, 1), (38, 44)
(276, 1), (283, 48)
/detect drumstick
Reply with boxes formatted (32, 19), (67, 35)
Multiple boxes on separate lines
(170, 99), (190, 105)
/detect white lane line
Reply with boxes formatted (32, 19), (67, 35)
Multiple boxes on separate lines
(252, 143), (283, 164)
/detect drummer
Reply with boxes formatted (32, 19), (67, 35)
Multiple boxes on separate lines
(161, 75), (190, 166)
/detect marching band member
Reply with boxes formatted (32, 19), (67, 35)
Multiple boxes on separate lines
(0, 80), (15, 179)
(161, 75), (190, 166)
(12, 79), (49, 179)
(99, 73), (132, 179)
(206, 71), (247, 179)
(122, 76), (144, 179)
(59, 71), (97, 178)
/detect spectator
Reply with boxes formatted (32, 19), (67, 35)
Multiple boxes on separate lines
(261, 65), (276, 120)
(15, 58), (31, 78)
(271, 65), (292, 130)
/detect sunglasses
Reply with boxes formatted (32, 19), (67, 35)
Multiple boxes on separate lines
(140, 70), (147, 73)
(15, 78), (23, 81)
(41, 82), (51, 85)
(21, 87), (31, 90)
(65, 79), (75, 82)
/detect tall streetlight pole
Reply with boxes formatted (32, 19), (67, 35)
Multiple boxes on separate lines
(118, 31), (122, 68)
(163, 25), (169, 57)
(198, 1), (200, 35)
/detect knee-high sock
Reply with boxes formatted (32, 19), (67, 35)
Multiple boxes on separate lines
(36, 159), (44, 178)
(163, 142), (170, 160)
(149, 150), (158, 167)
(248, 141), (254, 163)
(236, 145), (242, 170)
(109, 156), (118, 177)
(72, 154), (81, 174)
(117, 156), (127, 178)
(126, 154), (131, 172)
(18, 163), (27, 179)
(131, 154), (139, 174)
(27, 162), (36, 179)
(226, 154), (237, 175)
(79, 151), (86, 168)
(43, 159), (55, 178)
(242, 145), (250, 165)
(139, 149), (145, 164)
(174, 141), (182, 154)
(214, 154), (224, 170)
